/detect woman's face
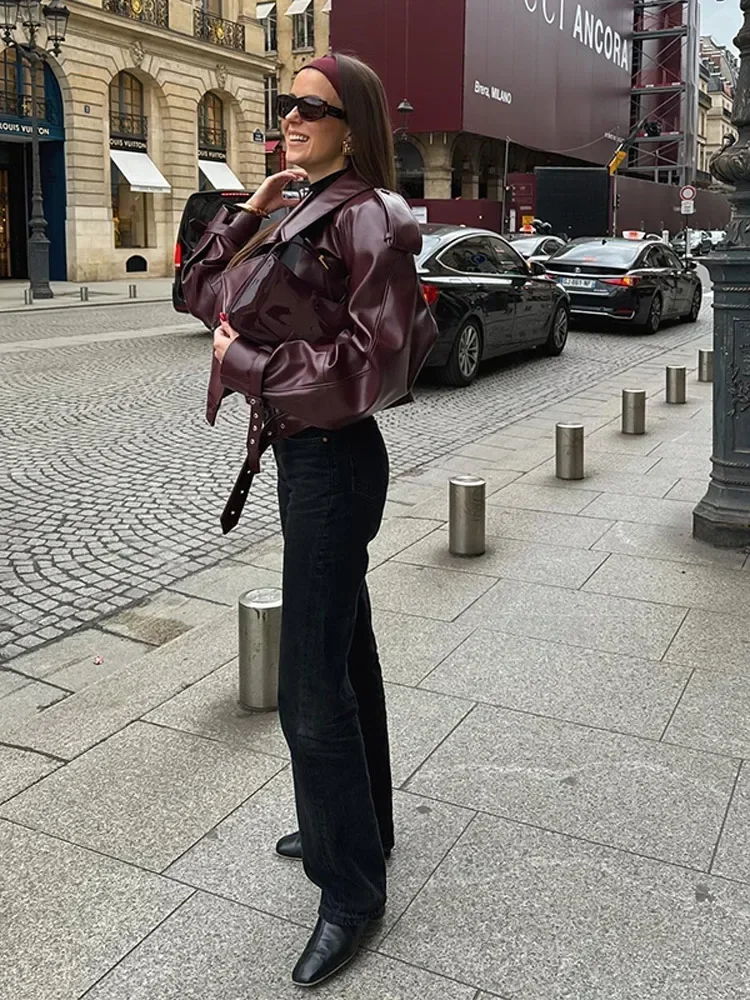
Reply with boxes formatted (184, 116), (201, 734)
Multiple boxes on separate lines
(281, 68), (350, 182)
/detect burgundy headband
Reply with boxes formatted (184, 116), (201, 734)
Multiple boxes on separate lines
(304, 55), (342, 99)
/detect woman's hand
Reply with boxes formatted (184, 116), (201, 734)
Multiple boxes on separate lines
(244, 167), (309, 216)
(213, 317), (240, 365)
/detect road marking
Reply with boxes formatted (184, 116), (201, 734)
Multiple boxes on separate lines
(0, 323), (202, 354)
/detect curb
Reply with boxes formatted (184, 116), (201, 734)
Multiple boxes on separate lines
(0, 295), (173, 316)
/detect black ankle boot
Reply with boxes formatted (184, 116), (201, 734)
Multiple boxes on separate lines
(276, 830), (392, 862)
(291, 917), (365, 987)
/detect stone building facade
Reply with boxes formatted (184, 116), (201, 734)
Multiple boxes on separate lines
(1, 0), (274, 282)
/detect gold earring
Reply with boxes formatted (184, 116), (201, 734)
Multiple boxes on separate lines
(342, 136), (354, 156)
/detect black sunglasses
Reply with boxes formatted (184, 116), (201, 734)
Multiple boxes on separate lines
(276, 94), (346, 122)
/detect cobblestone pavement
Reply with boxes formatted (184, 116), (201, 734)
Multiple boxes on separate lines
(0, 299), (713, 661)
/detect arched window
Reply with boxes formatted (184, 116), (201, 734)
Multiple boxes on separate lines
(395, 141), (424, 200)
(1, 49), (43, 117)
(109, 71), (145, 139)
(198, 92), (225, 151)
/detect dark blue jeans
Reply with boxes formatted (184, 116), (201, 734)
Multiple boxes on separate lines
(273, 417), (394, 927)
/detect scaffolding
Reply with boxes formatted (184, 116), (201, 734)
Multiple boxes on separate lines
(627, 0), (699, 185)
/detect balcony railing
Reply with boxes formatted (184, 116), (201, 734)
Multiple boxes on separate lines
(194, 10), (245, 50)
(198, 123), (227, 150)
(103, 0), (169, 28)
(0, 91), (60, 124)
(110, 111), (148, 140)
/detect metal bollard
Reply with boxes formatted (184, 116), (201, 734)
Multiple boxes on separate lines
(238, 588), (282, 712)
(555, 423), (584, 480)
(128, 284), (137, 299)
(621, 389), (646, 435)
(80, 286), (89, 302)
(23, 289), (33, 305)
(698, 349), (714, 383)
(666, 366), (687, 404)
(449, 475), (486, 556)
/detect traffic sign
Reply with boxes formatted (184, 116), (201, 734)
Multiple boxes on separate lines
(681, 200), (696, 215)
(680, 184), (697, 201)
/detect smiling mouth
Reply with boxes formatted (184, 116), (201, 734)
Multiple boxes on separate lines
(287, 133), (310, 144)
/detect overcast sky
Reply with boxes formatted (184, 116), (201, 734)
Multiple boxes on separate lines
(700, 0), (742, 50)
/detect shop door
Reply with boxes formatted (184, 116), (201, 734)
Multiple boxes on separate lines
(0, 169), (9, 278)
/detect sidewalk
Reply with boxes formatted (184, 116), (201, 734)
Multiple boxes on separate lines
(0, 277), (172, 313)
(3, 326), (750, 999)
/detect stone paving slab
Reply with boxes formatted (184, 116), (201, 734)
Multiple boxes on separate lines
(487, 482), (601, 515)
(367, 516), (444, 569)
(0, 819), (190, 1000)
(100, 589), (229, 645)
(0, 748), (59, 805)
(406, 703), (736, 868)
(711, 763), (750, 884)
(167, 560), (281, 606)
(665, 670), (750, 759)
(583, 552), (750, 614)
(4, 627), (151, 683)
(664, 608), (750, 671)
(593, 521), (747, 568)
(0, 721), (284, 871)
(520, 467), (680, 498)
(368, 561), (496, 621)
(445, 447), (554, 473)
(664, 476), (710, 502)
(0, 609), (237, 759)
(379, 812), (750, 1000)
(578, 493), (696, 528)
(143, 660), (473, 787)
(166, 770), (475, 946)
(372, 607), (474, 686)
(84, 890), (478, 1000)
(0, 677), (71, 736)
(420, 628), (690, 739)
(484, 507), (613, 548)
(457, 579), (686, 659)
(394, 530), (608, 590)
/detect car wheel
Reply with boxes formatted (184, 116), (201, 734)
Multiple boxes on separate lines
(684, 285), (702, 323)
(641, 293), (662, 335)
(541, 304), (569, 356)
(438, 319), (483, 387)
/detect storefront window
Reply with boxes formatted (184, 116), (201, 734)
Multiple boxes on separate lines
(0, 51), (18, 116)
(110, 71), (150, 249)
(1, 50), (43, 117)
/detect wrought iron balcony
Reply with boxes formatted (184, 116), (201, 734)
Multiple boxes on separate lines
(193, 10), (245, 50)
(198, 123), (227, 151)
(103, 0), (169, 29)
(110, 111), (149, 140)
(0, 91), (59, 124)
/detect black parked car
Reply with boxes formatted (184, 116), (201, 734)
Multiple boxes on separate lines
(544, 237), (702, 334)
(417, 224), (570, 386)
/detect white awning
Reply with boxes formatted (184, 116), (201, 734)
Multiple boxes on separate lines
(285, 0), (311, 14)
(110, 150), (171, 194)
(321, 0), (331, 11)
(199, 159), (244, 191)
(256, 2), (274, 18)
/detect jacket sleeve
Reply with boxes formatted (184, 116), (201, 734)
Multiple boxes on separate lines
(180, 206), (263, 330)
(220, 196), (437, 428)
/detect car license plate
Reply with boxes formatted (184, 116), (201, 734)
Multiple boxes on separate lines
(561, 277), (596, 289)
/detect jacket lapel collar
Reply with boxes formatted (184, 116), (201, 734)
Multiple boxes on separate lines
(277, 170), (372, 244)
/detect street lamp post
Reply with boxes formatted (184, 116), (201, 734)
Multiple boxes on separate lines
(693, 0), (750, 547)
(0, 0), (70, 300)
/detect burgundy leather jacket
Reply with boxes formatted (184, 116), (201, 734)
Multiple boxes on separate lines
(181, 169), (438, 531)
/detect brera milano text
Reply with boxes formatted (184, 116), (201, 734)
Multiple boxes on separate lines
(523, 0), (631, 71)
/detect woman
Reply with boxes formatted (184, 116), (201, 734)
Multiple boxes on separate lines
(182, 53), (436, 987)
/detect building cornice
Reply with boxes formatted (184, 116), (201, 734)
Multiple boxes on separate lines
(64, 1), (275, 76)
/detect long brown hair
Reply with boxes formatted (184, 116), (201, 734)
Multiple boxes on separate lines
(229, 52), (395, 268)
